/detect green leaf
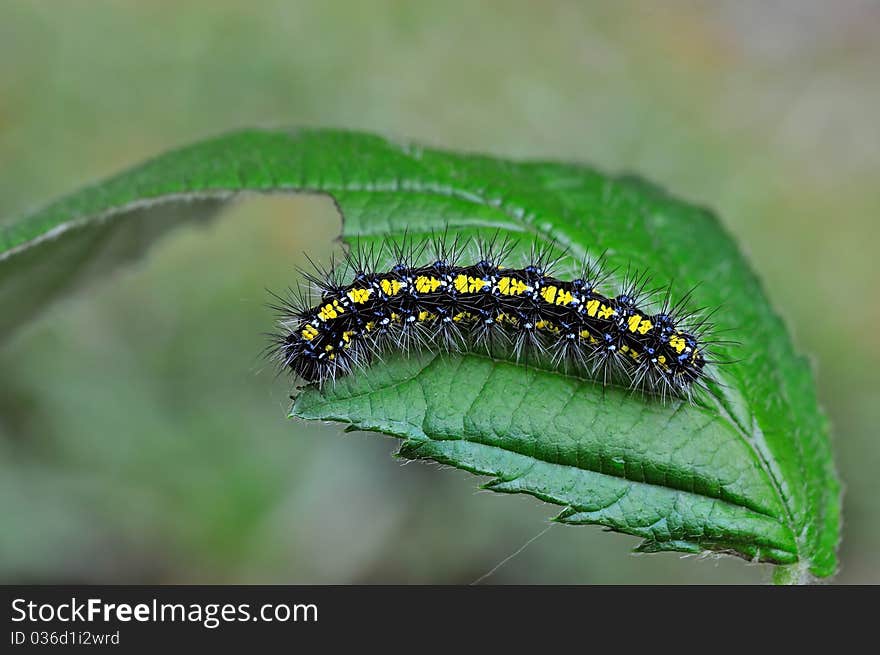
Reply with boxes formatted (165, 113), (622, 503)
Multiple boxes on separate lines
(1, 128), (840, 581)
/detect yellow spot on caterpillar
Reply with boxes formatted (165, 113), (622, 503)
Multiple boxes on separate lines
(415, 276), (441, 293)
(535, 320), (560, 333)
(598, 304), (615, 320)
(341, 330), (356, 346)
(325, 344), (334, 352)
(346, 287), (372, 304)
(658, 355), (667, 364)
(628, 315), (643, 333)
(453, 311), (473, 322)
(380, 278), (402, 296)
(586, 299), (600, 317)
(540, 286), (557, 303)
(669, 335), (686, 353)
(301, 324), (319, 341)
(579, 329), (599, 344)
(619, 344), (639, 360)
(454, 274), (469, 293)
(555, 290), (574, 306)
(317, 301), (344, 321)
(390, 312), (401, 322)
(627, 315), (655, 335)
(328, 353), (336, 360)
(365, 321), (376, 332)
(498, 277), (528, 296)
(418, 310), (436, 321)
(468, 276), (487, 292)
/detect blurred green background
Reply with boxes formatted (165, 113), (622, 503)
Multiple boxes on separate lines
(1, 0), (877, 584)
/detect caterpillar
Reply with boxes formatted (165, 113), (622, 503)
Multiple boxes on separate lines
(269, 234), (718, 400)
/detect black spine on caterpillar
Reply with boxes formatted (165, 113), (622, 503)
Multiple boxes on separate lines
(270, 238), (715, 400)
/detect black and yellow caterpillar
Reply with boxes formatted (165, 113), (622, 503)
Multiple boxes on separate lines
(271, 239), (713, 398)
